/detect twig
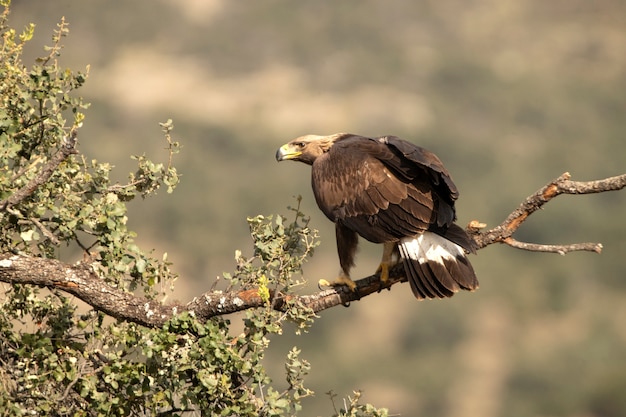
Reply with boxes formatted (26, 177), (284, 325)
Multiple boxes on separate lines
(0, 130), (78, 211)
(29, 217), (61, 246)
(501, 237), (602, 255)
(470, 172), (626, 252)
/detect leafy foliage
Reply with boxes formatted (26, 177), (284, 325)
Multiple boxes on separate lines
(5, 1), (626, 415)
(0, 3), (388, 416)
(327, 391), (389, 417)
(231, 204), (319, 335)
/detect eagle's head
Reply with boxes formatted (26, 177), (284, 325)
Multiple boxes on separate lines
(275, 133), (349, 165)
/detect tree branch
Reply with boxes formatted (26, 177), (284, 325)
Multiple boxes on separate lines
(0, 129), (78, 211)
(500, 237), (602, 255)
(470, 172), (626, 251)
(1, 172), (625, 328)
(0, 253), (405, 328)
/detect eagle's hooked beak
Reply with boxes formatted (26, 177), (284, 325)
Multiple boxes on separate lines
(275, 143), (301, 162)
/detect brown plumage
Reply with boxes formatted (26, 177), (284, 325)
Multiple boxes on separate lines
(275, 133), (478, 300)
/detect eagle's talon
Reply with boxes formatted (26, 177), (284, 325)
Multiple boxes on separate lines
(317, 276), (357, 292)
(318, 279), (331, 290)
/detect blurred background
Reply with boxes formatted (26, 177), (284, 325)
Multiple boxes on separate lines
(9, 1), (626, 416)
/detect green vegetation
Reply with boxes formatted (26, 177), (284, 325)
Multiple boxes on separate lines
(0, 2), (389, 415)
(2, 1), (626, 416)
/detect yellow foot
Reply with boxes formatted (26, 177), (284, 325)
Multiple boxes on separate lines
(318, 275), (357, 291)
(376, 242), (396, 285)
(376, 262), (390, 284)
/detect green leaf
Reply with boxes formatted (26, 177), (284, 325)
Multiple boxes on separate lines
(20, 229), (39, 242)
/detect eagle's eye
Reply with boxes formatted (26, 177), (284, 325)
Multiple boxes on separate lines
(293, 141), (305, 148)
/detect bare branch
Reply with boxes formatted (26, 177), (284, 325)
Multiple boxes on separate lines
(470, 172), (626, 251)
(501, 237), (602, 255)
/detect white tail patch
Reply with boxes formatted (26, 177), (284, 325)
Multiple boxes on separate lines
(398, 232), (478, 299)
(400, 232), (465, 264)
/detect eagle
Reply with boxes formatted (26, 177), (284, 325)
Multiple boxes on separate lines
(275, 133), (478, 300)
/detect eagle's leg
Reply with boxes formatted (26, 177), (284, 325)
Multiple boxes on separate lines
(318, 223), (359, 292)
(376, 242), (398, 284)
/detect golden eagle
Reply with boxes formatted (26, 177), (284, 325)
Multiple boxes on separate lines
(275, 133), (478, 299)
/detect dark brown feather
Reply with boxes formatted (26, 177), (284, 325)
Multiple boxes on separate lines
(335, 223), (358, 274)
(282, 133), (478, 295)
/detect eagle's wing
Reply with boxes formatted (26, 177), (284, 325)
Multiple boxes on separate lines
(377, 135), (458, 201)
(307, 133), (477, 298)
(311, 135), (451, 242)
(376, 135), (459, 228)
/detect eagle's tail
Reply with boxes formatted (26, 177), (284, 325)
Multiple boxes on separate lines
(397, 227), (478, 300)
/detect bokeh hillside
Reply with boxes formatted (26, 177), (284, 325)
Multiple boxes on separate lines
(9, 1), (626, 416)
